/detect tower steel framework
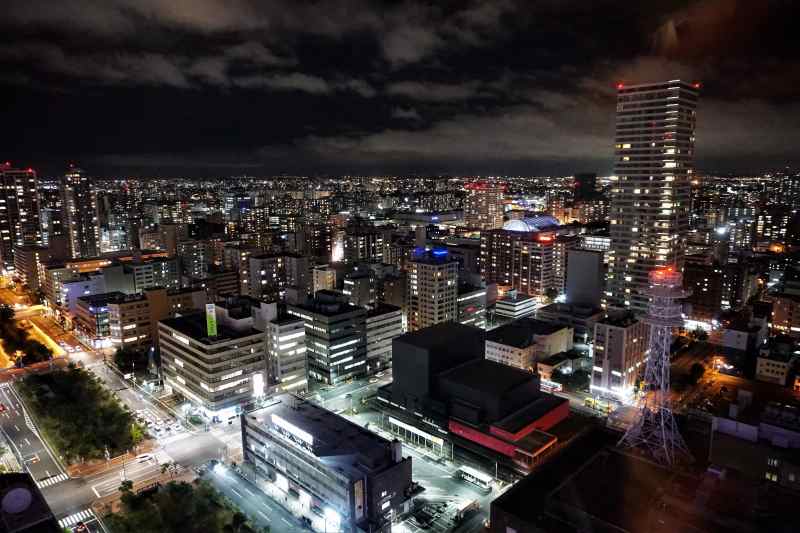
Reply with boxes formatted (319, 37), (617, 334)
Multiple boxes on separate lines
(619, 267), (691, 465)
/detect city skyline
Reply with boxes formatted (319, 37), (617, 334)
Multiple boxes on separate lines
(3, 1), (800, 176)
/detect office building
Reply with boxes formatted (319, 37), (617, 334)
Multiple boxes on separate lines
(0, 164), (41, 272)
(287, 290), (368, 385)
(607, 80), (699, 313)
(495, 290), (537, 320)
(249, 253), (285, 301)
(457, 284), (487, 329)
(12, 245), (50, 291)
(591, 312), (649, 398)
(189, 268), (239, 302)
(61, 166), (100, 259)
(486, 319), (573, 372)
(266, 316), (308, 394)
(177, 239), (211, 280)
(242, 395), (414, 533)
(407, 249), (458, 332)
(343, 270), (375, 308)
(366, 304), (403, 374)
(536, 303), (603, 343)
(464, 182), (505, 230)
(480, 217), (559, 298)
(343, 223), (384, 263)
(159, 299), (272, 418)
(313, 266), (337, 294)
(565, 249), (604, 308)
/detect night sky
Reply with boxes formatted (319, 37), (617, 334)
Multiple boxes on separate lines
(2, 0), (799, 177)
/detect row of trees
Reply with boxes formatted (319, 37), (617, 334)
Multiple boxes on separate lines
(0, 305), (52, 366)
(107, 480), (268, 533)
(17, 365), (144, 463)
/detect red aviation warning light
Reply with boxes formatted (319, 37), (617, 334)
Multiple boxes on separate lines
(692, 82), (702, 89)
(616, 82), (625, 90)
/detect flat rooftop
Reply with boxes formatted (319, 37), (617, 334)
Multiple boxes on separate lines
(487, 319), (565, 348)
(394, 322), (484, 350)
(245, 395), (396, 472)
(367, 303), (401, 318)
(493, 394), (568, 435)
(598, 312), (639, 328)
(76, 291), (127, 306)
(440, 359), (535, 397)
(160, 312), (260, 342)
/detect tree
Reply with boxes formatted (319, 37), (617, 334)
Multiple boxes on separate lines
(689, 327), (708, 343)
(689, 362), (705, 384)
(114, 346), (149, 374)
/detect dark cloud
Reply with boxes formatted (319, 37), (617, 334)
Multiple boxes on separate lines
(1, 0), (799, 176)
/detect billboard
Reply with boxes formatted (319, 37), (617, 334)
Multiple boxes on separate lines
(206, 303), (217, 337)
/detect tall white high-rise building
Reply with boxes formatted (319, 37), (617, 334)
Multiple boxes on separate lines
(607, 80), (699, 313)
(464, 181), (505, 230)
(407, 249), (458, 332)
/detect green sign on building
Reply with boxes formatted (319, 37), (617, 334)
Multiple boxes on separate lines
(206, 303), (217, 337)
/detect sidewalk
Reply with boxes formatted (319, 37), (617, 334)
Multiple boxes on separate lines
(67, 439), (158, 477)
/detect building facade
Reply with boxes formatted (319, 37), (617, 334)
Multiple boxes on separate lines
(407, 249), (458, 332)
(464, 182), (505, 230)
(607, 80), (699, 313)
(591, 313), (649, 398)
(0, 164), (41, 272)
(242, 395), (414, 533)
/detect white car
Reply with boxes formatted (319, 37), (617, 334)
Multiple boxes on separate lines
(136, 453), (153, 463)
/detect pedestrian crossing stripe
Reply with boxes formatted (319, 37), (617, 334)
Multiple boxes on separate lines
(59, 508), (96, 527)
(36, 473), (69, 488)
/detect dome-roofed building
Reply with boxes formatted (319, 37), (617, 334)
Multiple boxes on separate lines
(502, 216), (560, 233)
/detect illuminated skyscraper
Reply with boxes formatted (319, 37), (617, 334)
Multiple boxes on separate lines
(607, 80), (699, 313)
(407, 248), (458, 332)
(0, 163), (41, 272)
(464, 181), (505, 230)
(61, 166), (100, 259)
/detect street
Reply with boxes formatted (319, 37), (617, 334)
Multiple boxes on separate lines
(0, 383), (67, 487)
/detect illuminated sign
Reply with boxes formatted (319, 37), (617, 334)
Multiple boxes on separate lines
(271, 414), (314, 445)
(206, 303), (217, 337)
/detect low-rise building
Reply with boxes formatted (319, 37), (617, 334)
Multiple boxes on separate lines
(536, 302), (603, 343)
(242, 395), (415, 533)
(756, 336), (798, 386)
(159, 299), (271, 419)
(495, 290), (537, 320)
(485, 319), (573, 372)
(591, 312), (648, 399)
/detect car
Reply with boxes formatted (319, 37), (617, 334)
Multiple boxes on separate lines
(369, 378), (378, 384)
(0, 403), (5, 412)
(73, 522), (88, 533)
(136, 453), (153, 463)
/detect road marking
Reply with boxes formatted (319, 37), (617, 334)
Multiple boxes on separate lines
(92, 485), (101, 498)
(231, 488), (243, 498)
(13, 425), (19, 432)
(23, 437), (30, 445)
(59, 509), (96, 527)
(44, 469), (51, 477)
(244, 488), (255, 497)
(282, 518), (291, 526)
(258, 510), (270, 521)
(36, 472), (69, 488)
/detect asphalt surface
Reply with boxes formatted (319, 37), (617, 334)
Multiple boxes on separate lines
(206, 466), (308, 532)
(0, 383), (67, 486)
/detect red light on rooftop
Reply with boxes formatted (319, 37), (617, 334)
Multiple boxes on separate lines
(616, 82), (624, 90)
(26, 167), (33, 173)
(692, 82), (702, 89)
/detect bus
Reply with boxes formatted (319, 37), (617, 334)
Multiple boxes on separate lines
(456, 465), (493, 494)
(540, 379), (563, 393)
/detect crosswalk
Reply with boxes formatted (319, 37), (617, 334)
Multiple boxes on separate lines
(36, 472), (69, 488)
(59, 508), (96, 528)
